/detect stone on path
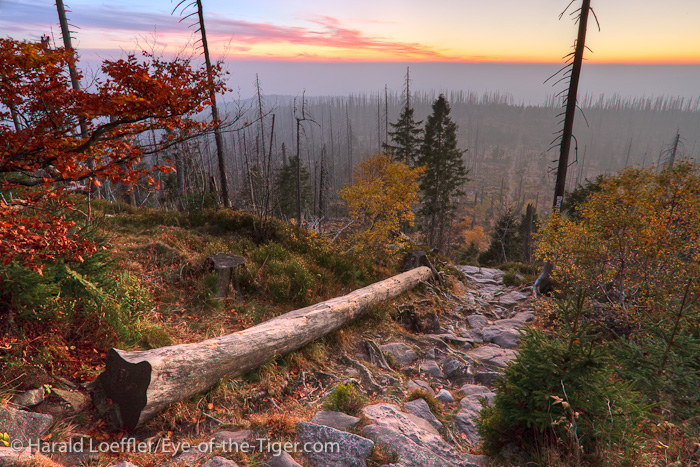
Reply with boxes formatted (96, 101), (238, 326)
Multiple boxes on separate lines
(455, 385), (496, 444)
(461, 328), (484, 344)
(362, 403), (488, 467)
(511, 311), (535, 323)
(435, 389), (454, 404)
(403, 398), (443, 431)
(297, 421), (374, 467)
(419, 360), (445, 379)
(212, 430), (253, 446)
(310, 411), (361, 431)
(265, 451), (302, 467)
(498, 291), (529, 307)
(107, 462), (139, 467)
(466, 344), (518, 369)
(406, 380), (435, 396)
(380, 343), (419, 367)
(466, 315), (488, 329)
(201, 457), (240, 467)
(482, 323), (523, 349)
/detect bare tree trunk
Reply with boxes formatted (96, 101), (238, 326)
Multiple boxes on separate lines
(552, 0), (591, 211)
(524, 203), (534, 264)
(56, 0), (95, 202)
(667, 130), (680, 168)
(536, 0), (592, 294)
(97, 266), (434, 430)
(193, 0), (230, 207)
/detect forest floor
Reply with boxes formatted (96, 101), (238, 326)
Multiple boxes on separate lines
(1, 206), (539, 467)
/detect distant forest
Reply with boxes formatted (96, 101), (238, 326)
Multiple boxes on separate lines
(135, 86), (700, 226)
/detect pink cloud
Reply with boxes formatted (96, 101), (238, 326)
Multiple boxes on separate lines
(205, 15), (452, 60)
(0, 1), (455, 61)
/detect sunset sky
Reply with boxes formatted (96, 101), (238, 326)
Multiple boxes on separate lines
(2, 0), (700, 64)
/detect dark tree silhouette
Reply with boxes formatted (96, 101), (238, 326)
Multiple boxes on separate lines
(417, 94), (469, 252)
(384, 67), (423, 165)
(535, 0), (597, 293)
(174, 0), (230, 207)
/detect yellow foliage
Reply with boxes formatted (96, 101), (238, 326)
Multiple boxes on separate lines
(536, 162), (700, 321)
(339, 154), (423, 257)
(461, 225), (489, 251)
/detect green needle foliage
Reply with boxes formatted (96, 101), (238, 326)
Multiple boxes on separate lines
(478, 298), (647, 466)
(417, 94), (468, 252)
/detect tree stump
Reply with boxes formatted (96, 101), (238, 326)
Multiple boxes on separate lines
(205, 253), (246, 298)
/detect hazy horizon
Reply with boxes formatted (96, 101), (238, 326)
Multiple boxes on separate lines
(219, 61), (700, 105)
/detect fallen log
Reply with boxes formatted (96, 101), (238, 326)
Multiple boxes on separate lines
(96, 266), (433, 430)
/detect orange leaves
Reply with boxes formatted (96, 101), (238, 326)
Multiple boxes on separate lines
(0, 200), (96, 268)
(536, 162), (700, 318)
(1, 38), (218, 265)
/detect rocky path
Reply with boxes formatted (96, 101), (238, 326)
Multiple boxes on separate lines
(347, 265), (533, 467)
(1, 266), (533, 467)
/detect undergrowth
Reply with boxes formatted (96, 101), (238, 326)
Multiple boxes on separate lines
(1, 205), (385, 388)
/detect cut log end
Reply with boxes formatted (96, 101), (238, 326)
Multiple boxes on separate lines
(95, 267), (433, 429)
(97, 349), (152, 431)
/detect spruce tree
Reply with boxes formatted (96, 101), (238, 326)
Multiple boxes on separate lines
(383, 68), (422, 165)
(275, 156), (312, 220)
(417, 94), (468, 251)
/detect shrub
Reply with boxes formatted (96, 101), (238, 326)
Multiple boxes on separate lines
(478, 298), (646, 465)
(264, 256), (314, 305)
(501, 270), (520, 287)
(323, 382), (366, 415)
(536, 163), (700, 324)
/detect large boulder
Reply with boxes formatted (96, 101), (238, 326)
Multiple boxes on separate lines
(362, 403), (488, 467)
(297, 421), (373, 467)
(0, 406), (53, 445)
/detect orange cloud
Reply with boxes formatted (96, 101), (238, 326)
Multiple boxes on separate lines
(204, 15), (457, 61)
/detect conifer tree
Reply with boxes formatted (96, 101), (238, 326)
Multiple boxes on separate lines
(275, 156), (312, 220)
(383, 68), (422, 165)
(417, 94), (469, 251)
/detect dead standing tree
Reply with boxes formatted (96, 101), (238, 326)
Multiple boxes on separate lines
(55, 0), (99, 207)
(294, 92), (318, 225)
(173, 0), (230, 207)
(534, 0), (598, 294)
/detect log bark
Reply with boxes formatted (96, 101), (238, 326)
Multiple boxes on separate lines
(97, 266), (434, 430)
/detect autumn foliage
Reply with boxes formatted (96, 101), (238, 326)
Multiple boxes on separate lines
(0, 38), (223, 270)
(340, 153), (423, 257)
(536, 162), (700, 323)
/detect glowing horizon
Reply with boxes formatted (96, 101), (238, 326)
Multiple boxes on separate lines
(2, 0), (700, 66)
